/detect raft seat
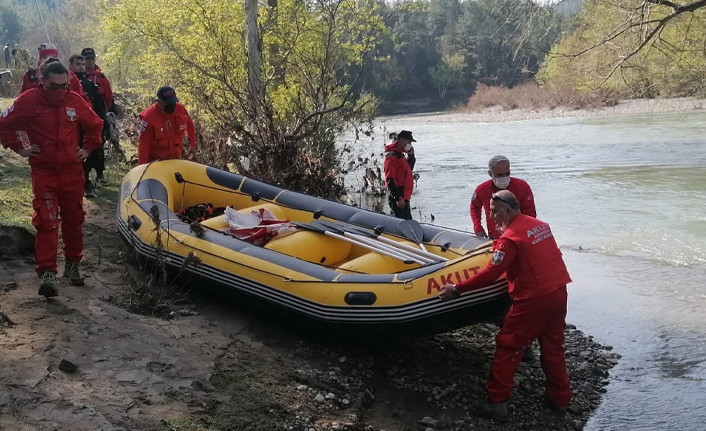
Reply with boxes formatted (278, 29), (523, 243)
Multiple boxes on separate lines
(338, 251), (419, 274)
(198, 203), (353, 265)
(265, 231), (352, 265)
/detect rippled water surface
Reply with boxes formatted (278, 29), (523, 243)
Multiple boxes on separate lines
(348, 110), (706, 430)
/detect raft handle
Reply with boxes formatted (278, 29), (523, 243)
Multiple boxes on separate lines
(128, 215), (142, 231)
(174, 172), (185, 183)
(344, 292), (377, 306)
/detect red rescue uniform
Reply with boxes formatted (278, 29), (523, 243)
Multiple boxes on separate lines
(0, 88), (103, 275)
(455, 214), (572, 408)
(137, 103), (196, 165)
(21, 69), (89, 101)
(470, 178), (536, 238)
(84, 66), (114, 112)
(383, 141), (414, 200)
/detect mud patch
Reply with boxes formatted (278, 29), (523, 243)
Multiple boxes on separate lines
(0, 225), (34, 259)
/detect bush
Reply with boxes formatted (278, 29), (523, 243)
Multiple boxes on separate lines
(464, 82), (619, 112)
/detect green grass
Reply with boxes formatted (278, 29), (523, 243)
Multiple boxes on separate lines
(163, 418), (213, 431)
(0, 152), (34, 230)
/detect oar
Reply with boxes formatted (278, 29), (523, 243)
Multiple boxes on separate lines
(317, 220), (446, 262)
(293, 222), (426, 265)
(353, 231), (447, 262)
(346, 232), (437, 265)
(398, 219), (428, 252)
(311, 221), (434, 264)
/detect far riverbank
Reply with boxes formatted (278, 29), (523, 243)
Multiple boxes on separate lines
(391, 97), (706, 123)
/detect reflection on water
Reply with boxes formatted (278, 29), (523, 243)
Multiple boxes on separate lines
(353, 110), (706, 430)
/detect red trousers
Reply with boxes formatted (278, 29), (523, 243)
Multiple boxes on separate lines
(486, 285), (572, 407)
(30, 165), (85, 275)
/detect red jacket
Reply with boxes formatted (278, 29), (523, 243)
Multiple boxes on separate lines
(470, 177), (536, 237)
(0, 88), (103, 167)
(85, 66), (114, 112)
(20, 69), (89, 101)
(455, 214), (571, 301)
(137, 103), (196, 165)
(383, 141), (414, 200)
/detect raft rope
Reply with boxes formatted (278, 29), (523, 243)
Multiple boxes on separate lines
(126, 166), (374, 280)
(128, 166), (467, 259)
(174, 176), (466, 256)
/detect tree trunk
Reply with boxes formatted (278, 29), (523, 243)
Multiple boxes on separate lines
(245, 0), (264, 116)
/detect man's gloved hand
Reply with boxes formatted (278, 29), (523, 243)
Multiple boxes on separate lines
(396, 198), (406, 209)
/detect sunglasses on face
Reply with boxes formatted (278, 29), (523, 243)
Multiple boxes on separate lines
(46, 82), (70, 90)
(491, 193), (518, 209)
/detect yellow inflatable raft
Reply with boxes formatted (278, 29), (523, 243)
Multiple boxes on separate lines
(118, 160), (509, 333)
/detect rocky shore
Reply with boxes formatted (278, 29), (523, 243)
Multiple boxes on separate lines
(393, 97), (706, 123)
(254, 321), (619, 431)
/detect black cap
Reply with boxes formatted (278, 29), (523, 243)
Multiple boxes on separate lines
(80, 48), (96, 59)
(397, 130), (416, 142)
(157, 86), (179, 104)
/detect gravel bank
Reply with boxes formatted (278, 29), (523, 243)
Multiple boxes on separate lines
(225, 321), (619, 431)
(393, 97), (706, 123)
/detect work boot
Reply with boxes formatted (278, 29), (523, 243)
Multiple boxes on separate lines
(84, 182), (97, 198)
(95, 173), (108, 186)
(63, 261), (85, 286)
(476, 400), (509, 422)
(38, 271), (59, 298)
(543, 397), (568, 415)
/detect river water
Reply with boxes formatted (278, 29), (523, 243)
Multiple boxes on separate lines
(346, 110), (706, 430)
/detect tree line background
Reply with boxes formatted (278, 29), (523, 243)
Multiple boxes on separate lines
(2, 0), (706, 199)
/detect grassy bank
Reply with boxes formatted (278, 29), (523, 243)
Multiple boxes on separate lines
(0, 98), (32, 229)
(0, 152), (33, 230)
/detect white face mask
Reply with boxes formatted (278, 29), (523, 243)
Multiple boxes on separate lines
(404, 143), (413, 152)
(493, 176), (511, 189)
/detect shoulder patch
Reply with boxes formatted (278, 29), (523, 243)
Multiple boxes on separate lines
(491, 250), (505, 265)
(138, 119), (148, 133)
(1, 105), (14, 117)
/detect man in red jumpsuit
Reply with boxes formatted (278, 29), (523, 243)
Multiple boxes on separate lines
(470, 155), (536, 238)
(440, 190), (572, 421)
(20, 43), (87, 99)
(0, 61), (103, 297)
(137, 86), (196, 165)
(383, 130), (416, 219)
